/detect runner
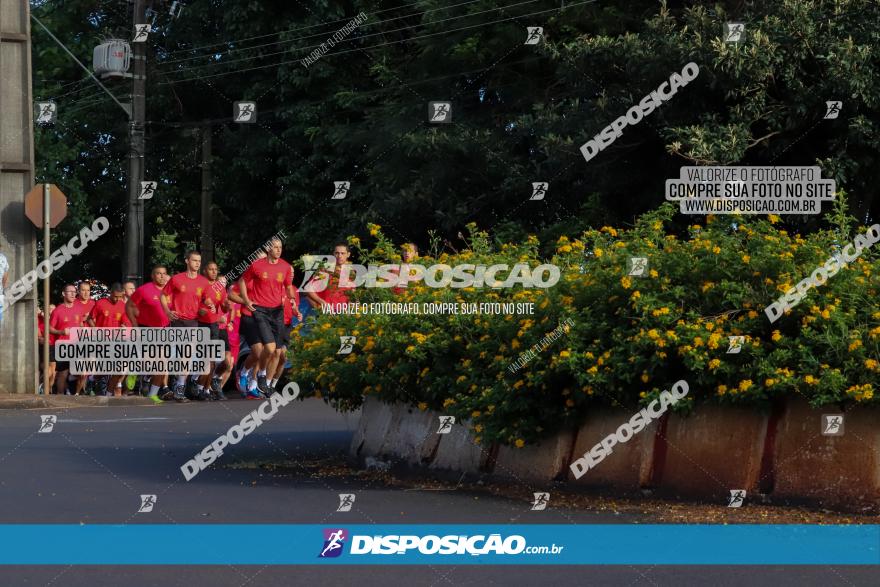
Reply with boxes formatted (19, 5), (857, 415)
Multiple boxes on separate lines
(223, 283), (243, 391)
(392, 242), (419, 294)
(197, 262), (231, 401)
(121, 280), (136, 327)
(73, 280), (96, 395)
(303, 243), (355, 312)
(46, 285), (85, 395)
(160, 251), (215, 402)
(87, 283), (128, 396)
(238, 237), (297, 397)
(126, 265), (172, 402)
(269, 285), (302, 393)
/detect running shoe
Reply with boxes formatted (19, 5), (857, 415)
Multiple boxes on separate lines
(173, 384), (190, 403)
(256, 375), (270, 396)
(210, 377), (226, 401)
(237, 370), (249, 394)
(198, 388), (213, 401)
(149, 395), (164, 405)
(160, 387), (174, 401)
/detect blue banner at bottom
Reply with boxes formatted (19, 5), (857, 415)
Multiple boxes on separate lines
(0, 525), (877, 565)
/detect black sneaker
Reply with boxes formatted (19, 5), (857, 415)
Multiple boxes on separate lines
(173, 384), (190, 403)
(256, 375), (270, 396)
(211, 377), (226, 401)
(160, 387), (174, 401)
(198, 388), (213, 401)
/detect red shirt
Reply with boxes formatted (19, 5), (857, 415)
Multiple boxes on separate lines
(227, 303), (241, 361)
(90, 298), (127, 328)
(198, 281), (228, 324)
(165, 273), (211, 320)
(49, 303), (87, 345)
(38, 314), (45, 340)
(243, 257), (292, 309)
(76, 298), (95, 326)
(282, 288), (301, 325)
(314, 269), (353, 306)
(130, 282), (170, 327)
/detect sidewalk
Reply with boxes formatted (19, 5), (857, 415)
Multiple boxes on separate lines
(0, 393), (156, 410)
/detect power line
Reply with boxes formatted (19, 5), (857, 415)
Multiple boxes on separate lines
(159, 0), (447, 57)
(159, 0), (598, 85)
(158, 0), (496, 66)
(158, 0), (543, 74)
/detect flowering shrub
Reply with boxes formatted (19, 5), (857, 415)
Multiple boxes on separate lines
(288, 204), (880, 448)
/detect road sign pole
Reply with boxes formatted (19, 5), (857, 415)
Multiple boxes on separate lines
(42, 183), (50, 395)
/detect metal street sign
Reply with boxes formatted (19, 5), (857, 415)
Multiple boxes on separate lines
(24, 183), (67, 228)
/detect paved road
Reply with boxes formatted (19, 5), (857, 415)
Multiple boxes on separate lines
(0, 399), (876, 586)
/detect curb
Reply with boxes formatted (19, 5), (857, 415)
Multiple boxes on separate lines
(0, 394), (157, 410)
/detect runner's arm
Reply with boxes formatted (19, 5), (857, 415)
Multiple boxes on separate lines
(125, 298), (139, 327)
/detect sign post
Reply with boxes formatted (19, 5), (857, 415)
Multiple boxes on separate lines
(24, 183), (67, 394)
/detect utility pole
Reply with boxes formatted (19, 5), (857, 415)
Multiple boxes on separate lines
(124, 0), (147, 284)
(199, 120), (213, 261)
(0, 0), (38, 394)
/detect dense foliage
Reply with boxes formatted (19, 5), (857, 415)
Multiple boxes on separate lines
(29, 0), (880, 288)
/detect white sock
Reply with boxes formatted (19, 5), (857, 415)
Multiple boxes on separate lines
(270, 378), (279, 387)
(148, 385), (160, 397)
(242, 367), (252, 377)
(247, 378), (258, 391)
(196, 384), (204, 392)
(176, 375), (186, 386)
(258, 369), (266, 377)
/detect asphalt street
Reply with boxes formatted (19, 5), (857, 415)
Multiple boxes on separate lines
(0, 399), (876, 586)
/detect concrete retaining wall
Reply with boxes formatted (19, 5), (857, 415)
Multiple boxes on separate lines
(350, 396), (880, 509)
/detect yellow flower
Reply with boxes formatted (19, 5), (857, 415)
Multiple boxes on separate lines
(621, 276), (632, 289)
(717, 385), (728, 395)
(741, 254), (750, 263)
(738, 379), (753, 392)
(418, 402), (428, 411)
(712, 246), (721, 254)
(866, 359), (879, 371)
(558, 245), (572, 253)
(514, 439), (525, 448)
(708, 359), (721, 370)
(348, 236), (361, 246)
(821, 309), (831, 319)
(406, 345), (416, 352)
(474, 424), (483, 433)
(649, 269), (658, 278)
(765, 378), (776, 387)
(771, 330), (781, 342)
(600, 226), (618, 237)
(631, 290), (641, 300)
(559, 350), (571, 358)
(767, 214), (780, 224)
(804, 375), (817, 385)
(701, 282), (714, 293)
(641, 373), (650, 383)
(849, 339), (862, 352)
(747, 310), (758, 319)
(513, 380), (524, 389)
(594, 248), (604, 258)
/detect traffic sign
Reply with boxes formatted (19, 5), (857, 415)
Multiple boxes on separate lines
(24, 184), (67, 228)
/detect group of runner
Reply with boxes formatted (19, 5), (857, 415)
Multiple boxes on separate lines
(38, 238), (377, 403)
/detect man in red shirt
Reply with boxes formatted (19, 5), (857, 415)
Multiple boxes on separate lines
(238, 237), (299, 397)
(304, 243), (355, 311)
(87, 283), (127, 396)
(72, 281), (96, 395)
(160, 251), (214, 401)
(127, 265), (172, 401)
(197, 262), (231, 400)
(228, 276), (259, 398)
(121, 280), (137, 327)
(47, 284), (86, 395)
(269, 286), (301, 393)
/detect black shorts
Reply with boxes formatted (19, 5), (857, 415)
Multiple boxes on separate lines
(201, 321), (230, 353)
(252, 305), (285, 346)
(49, 346), (69, 372)
(277, 323), (293, 348)
(170, 319), (199, 328)
(240, 314), (260, 347)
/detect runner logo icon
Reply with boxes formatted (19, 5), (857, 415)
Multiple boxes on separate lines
(319, 528), (348, 558)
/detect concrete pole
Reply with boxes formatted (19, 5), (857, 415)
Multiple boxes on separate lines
(124, 0), (146, 284)
(0, 0), (38, 394)
(199, 121), (212, 261)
